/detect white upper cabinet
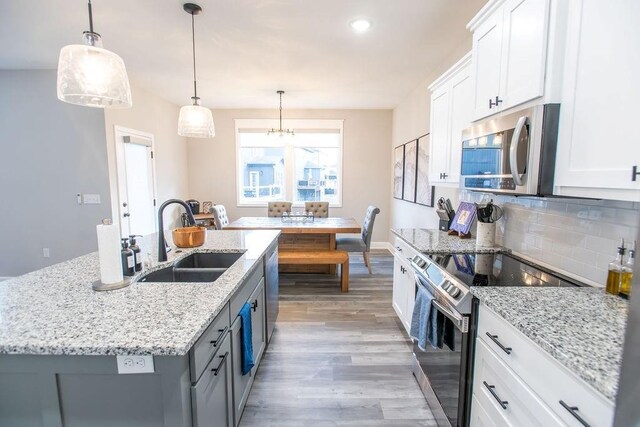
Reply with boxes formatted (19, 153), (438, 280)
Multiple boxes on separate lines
(554, 0), (640, 201)
(468, 0), (550, 121)
(428, 53), (472, 186)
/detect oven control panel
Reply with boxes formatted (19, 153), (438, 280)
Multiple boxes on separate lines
(410, 254), (471, 314)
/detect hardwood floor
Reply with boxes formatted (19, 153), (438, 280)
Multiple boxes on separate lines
(240, 250), (437, 426)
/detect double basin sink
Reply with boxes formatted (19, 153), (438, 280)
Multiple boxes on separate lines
(138, 252), (243, 283)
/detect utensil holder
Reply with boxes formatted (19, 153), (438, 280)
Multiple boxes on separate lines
(476, 222), (496, 248)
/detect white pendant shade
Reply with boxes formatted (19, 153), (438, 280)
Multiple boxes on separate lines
(178, 104), (215, 138)
(57, 41), (132, 109)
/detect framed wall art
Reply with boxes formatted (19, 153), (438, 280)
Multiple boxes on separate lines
(393, 145), (404, 199)
(415, 136), (435, 207)
(402, 139), (417, 203)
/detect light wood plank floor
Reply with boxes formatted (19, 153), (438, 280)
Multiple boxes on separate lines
(240, 250), (437, 426)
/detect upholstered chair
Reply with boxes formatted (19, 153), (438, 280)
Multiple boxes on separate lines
(211, 205), (229, 230)
(267, 201), (292, 217)
(304, 201), (329, 218)
(336, 206), (380, 274)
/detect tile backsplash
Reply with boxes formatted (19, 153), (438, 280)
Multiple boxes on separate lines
(463, 192), (640, 286)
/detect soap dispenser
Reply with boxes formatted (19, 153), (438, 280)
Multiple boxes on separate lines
(606, 239), (625, 295)
(121, 238), (135, 277)
(129, 235), (142, 272)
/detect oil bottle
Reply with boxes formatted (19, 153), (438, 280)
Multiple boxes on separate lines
(619, 240), (635, 299)
(606, 239), (625, 295)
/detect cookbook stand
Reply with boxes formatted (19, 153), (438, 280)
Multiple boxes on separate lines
(448, 201), (476, 239)
(448, 229), (472, 239)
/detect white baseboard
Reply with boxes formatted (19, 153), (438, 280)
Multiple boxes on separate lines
(371, 241), (394, 252)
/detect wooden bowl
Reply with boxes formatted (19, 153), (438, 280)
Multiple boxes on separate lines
(172, 226), (206, 248)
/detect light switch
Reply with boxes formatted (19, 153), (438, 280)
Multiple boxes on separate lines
(83, 194), (101, 204)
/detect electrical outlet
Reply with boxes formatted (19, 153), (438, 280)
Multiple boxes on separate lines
(83, 193), (101, 204)
(116, 355), (154, 374)
(43, 248), (50, 258)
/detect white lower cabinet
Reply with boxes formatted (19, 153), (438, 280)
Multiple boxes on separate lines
(472, 304), (614, 426)
(392, 237), (417, 334)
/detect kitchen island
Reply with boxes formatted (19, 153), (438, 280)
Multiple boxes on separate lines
(0, 229), (279, 427)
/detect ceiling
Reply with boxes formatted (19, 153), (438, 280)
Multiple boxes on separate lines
(0, 0), (485, 109)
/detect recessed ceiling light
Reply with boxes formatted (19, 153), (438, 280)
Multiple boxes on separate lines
(350, 19), (371, 33)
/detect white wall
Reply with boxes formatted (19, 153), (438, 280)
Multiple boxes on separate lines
(104, 84), (190, 231)
(390, 40), (472, 233)
(187, 108), (392, 243)
(0, 70), (112, 276)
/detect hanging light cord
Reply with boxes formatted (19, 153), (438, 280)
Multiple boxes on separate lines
(191, 11), (199, 103)
(279, 92), (283, 131)
(87, 0), (94, 34)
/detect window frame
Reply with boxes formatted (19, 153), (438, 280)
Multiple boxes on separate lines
(235, 119), (344, 208)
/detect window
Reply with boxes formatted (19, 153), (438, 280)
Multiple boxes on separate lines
(236, 119), (343, 207)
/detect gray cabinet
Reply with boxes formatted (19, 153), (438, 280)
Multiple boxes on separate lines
(231, 278), (266, 426)
(191, 330), (233, 427)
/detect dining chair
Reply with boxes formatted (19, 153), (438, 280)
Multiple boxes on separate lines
(211, 205), (229, 230)
(336, 206), (380, 274)
(305, 201), (329, 218)
(267, 201), (292, 217)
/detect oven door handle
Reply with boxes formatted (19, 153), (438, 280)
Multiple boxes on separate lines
(432, 299), (468, 333)
(509, 115), (528, 186)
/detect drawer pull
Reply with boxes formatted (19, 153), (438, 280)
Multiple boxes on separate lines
(483, 381), (508, 410)
(251, 299), (259, 312)
(486, 332), (512, 354)
(559, 400), (591, 427)
(210, 327), (228, 347)
(211, 352), (229, 376)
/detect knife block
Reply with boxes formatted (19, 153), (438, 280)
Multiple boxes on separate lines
(439, 218), (453, 232)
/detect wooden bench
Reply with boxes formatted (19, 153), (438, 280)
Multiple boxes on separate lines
(278, 250), (350, 292)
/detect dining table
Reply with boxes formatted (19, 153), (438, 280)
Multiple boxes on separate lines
(225, 216), (361, 274)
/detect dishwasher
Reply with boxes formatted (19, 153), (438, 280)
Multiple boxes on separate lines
(264, 243), (279, 343)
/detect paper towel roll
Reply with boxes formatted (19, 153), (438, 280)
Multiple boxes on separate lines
(96, 219), (123, 285)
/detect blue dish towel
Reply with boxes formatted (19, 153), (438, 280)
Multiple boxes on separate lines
(410, 281), (439, 351)
(239, 302), (255, 375)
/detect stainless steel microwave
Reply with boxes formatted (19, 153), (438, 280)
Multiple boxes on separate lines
(460, 104), (560, 196)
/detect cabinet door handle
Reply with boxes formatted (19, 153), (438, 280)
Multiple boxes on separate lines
(485, 332), (512, 354)
(489, 96), (503, 109)
(483, 381), (508, 409)
(251, 299), (258, 312)
(559, 400), (591, 427)
(209, 327), (228, 347)
(442, 172), (448, 179)
(632, 165), (639, 181)
(396, 246), (403, 252)
(211, 351), (229, 376)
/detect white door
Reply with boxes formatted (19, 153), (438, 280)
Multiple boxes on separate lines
(472, 11), (504, 120)
(115, 127), (158, 237)
(447, 64), (473, 184)
(500, 0), (549, 110)
(429, 86), (451, 184)
(554, 0), (640, 201)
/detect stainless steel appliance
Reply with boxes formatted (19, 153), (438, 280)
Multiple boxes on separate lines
(460, 104), (560, 196)
(264, 244), (279, 344)
(407, 251), (583, 426)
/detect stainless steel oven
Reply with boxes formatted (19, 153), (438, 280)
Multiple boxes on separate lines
(408, 254), (477, 427)
(460, 104), (560, 196)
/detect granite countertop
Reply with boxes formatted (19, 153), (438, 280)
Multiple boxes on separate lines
(472, 286), (628, 401)
(0, 230), (279, 357)
(391, 228), (507, 254)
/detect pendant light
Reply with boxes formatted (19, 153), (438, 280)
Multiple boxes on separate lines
(267, 90), (295, 137)
(57, 0), (132, 108)
(178, 3), (215, 138)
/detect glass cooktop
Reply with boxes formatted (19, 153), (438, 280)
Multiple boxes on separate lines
(429, 252), (582, 289)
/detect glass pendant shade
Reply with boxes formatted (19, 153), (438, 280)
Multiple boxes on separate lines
(57, 33), (132, 108)
(178, 103), (215, 138)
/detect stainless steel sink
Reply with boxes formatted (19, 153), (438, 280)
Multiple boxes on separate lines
(173, 252), (243, 269)
(138, 267), (225, 283)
